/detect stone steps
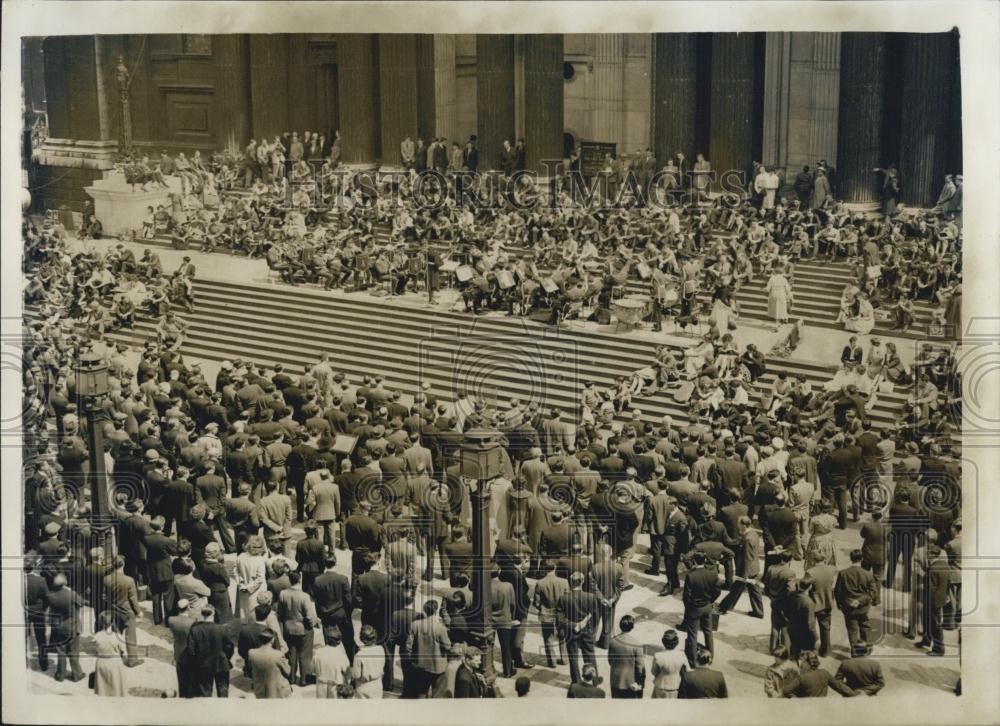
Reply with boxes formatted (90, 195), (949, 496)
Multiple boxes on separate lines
(29, 277), (915, 430)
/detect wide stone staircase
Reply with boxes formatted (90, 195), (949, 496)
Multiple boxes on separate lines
(28, 276), (916, 431)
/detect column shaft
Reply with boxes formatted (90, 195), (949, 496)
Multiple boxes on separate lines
(476, 35), (515, 171)
(709, 33), (756, 185)
(652, 33), (698, 167)
(249, 35), (289, 142)
(432, 35), (458, 142)
(837, 33), (886, 206)
(338, 33), (380, 166)
(214, 35), (252, 151)
(524, 34), (565, 174)
(378, 33), (420, 167)
(591, 34), (624, 146)
(899, 33), (956, 207)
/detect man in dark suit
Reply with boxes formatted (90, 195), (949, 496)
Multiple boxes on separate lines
(819, 435), (859, 529)
(24, 556), (49, 671)
(681, 551), (723, 666)
(917, 545), (950, 656)
(556, 571), (600, 684)
(607, 614), (645, 698)
(885, 489), (926, 593)
(104, 554), (143, 666)
(678, 648), (728, 698)
(442, 525), (473, 584)
(591, 543), (625, 649)
(835, 645), (885, 696)
(183, 606), (237, 697)
(453, 645), (492, 698)
(144, 517), (179, 625)
(834, 549), (880, 653)
(718, 515), (764, 618)
(295, 522), (326, 594)
(312, 554), (355, 659)
(44, 573), (86, 682)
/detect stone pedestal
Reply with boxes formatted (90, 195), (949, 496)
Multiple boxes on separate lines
(86, 171), (182, 237)
(837, 33), (886, 207)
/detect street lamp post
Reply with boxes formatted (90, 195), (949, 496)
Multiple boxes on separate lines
(75, 352), (115, 560)
(459, 429), (506, 683)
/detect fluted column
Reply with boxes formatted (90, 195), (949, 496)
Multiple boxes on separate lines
(899, 33), (957, 207)
(214, 35), (252, 151)
(709, 33), (756, 186)
(249, 35), (290, 141)
(378, 34), (419, 168)
(431, 35), (457, 142)
(761, 32), (791, 171)
(808, 33), (841, 173)
(837, 33), (886, 207)
(476, 35), (515, 171)
(338, 33), (380, 167)
(652, 33), (698, 167)
(591, 34), (625, 147)
(524, 34), (565, 175)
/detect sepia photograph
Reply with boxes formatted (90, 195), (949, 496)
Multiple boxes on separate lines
(2, 2), (998, 724)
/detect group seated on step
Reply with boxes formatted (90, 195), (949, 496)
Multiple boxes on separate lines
(24, 215), (195, 337)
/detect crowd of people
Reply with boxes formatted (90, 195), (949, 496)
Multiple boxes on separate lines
(18, 126), (964, 700)
(125, 136), (961, 345)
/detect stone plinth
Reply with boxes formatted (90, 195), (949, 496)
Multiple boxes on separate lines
(85, 171), (182, 237)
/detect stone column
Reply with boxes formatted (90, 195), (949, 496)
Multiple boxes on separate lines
(808, 33), (841, 172)
(338, 33), (380, 167)
(709, 33), (756, 186)
(476, 35), (516, 171)
(761, 32), (791, 171)
(432, 34), (458, 143)
(591, 34), (625, 146)
(523, 34), (565, 175)
(651, 33), (698, 167)
(899, 33), (956, 208)
(37, 35), (120, 210)
(837, 33), (886, 208)
(214, 35), (252, 152)
(249, 35), (289, 142)
(378, 33), (420, 168)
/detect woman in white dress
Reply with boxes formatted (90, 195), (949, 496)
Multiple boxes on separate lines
(649, 630), (687, 698)
(765, 268), (793, 326)
(844, 293), (876, 335)
(92, 611), (127, 697)
(235, 535), (268, 623)
(352, 625), (385, 699)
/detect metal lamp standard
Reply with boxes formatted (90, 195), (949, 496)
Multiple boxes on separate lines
(75, 352), (115, 559)
(458, 429), (507, 683)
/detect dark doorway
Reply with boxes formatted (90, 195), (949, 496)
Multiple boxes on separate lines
(320, 64), (340, 141)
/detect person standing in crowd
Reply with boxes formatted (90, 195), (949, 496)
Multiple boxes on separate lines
(681, 551), (722, 667)
(834, 549), (880, 654)
(607, 614), (645, 698)
(678, 648), (728, 699)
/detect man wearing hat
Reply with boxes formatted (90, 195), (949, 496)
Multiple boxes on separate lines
(44, 573), (87, 682)
(104, 554), (143, 667)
